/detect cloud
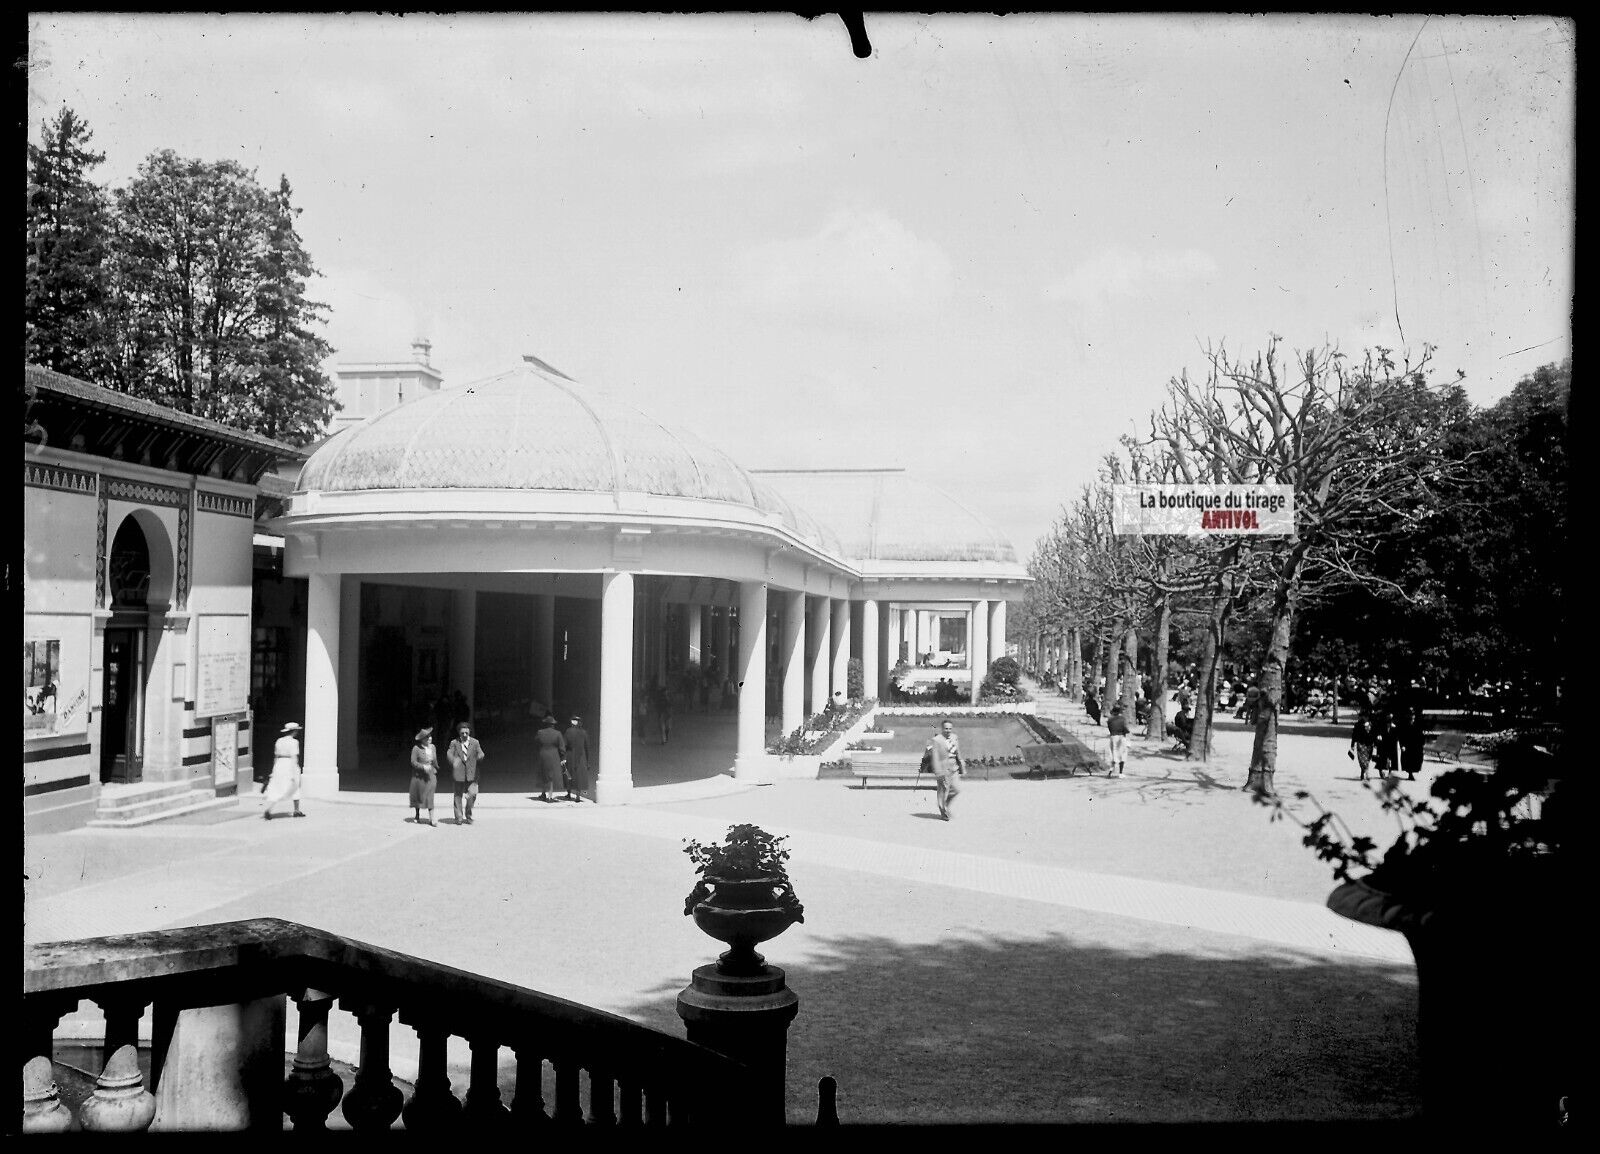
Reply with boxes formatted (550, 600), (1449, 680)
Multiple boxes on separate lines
(1045, 246), (1219, 305)
(733, 207), (955, 318)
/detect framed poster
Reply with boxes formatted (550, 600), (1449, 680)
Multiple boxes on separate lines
(196, 615), (250, 718)
(212, 716), (239, 783)
(24, 616), (91, 738)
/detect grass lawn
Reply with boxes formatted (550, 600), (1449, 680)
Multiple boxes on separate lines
(868, 714), (1037, 759)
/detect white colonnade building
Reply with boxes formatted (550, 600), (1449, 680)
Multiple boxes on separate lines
(275, 359), (1027, 804)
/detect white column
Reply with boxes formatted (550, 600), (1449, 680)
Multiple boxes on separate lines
(532, 593), (555, 710)
(336, 578), (360, 773)
(970, 599), (990, 704)
(860, 599), (880, 702)
(303, 572), (341, 795)
(990, 599), (1007, 663)
(595, 571), (635, 805)
(778, 590), (805, 735)
(734, 581), (769, 780)
(912, 611), (925, 664)
(807, 596), (829, 717)
(830, 597), (849, 705)
(688, 604), (703, 666)
(451, 589), (477, 706)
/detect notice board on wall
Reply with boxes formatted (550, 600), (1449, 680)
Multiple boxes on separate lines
(196, 614), (250, 718)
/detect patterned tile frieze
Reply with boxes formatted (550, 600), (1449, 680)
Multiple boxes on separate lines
(176, 499), (192, 610)
(24, 463), (99, 495)
(196, 490), (254, 518)
(104, 477), (187, 508)
(95, 491), (108, 606)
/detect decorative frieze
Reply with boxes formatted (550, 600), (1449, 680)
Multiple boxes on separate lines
(96, 492), (109, 607)
(196, 491), (254, 518)
(24, 463), (98, 496)
(104, 478), (186, 508)
(176, 501), (192, 610)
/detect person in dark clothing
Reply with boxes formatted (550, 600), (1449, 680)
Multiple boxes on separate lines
(1084, 689), (1101, 725)
(1106, 705), (1129, 777)
(1397, 707), (1426, 781)
(1167, 704), (1194, 751)
(1348, 708), (1377, 781)
(1371, 709), (1400, 778)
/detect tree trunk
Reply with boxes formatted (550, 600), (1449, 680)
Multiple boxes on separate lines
(1088, 631), (1104, 703)
(1331, 667), (1341, 726)
(1118, 624), (1139, 721)
(1244, 553), (1304, 794)
(1146, 597), (1171, 740)
(1188, 555), (1239, 763)
(1067, 628), (1081, 701)
(1101, 627), (1119, 715)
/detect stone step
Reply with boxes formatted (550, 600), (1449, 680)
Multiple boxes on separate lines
(95, 780), (196, 806)
(86, 792), (238, 829)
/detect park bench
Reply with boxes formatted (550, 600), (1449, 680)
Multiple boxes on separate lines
(1423, 731), (1469, 763)
(1016, 741), (1102, 778)
(853, 758), (932, 790)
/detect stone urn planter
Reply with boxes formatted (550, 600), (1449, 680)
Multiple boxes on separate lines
(683, 824), (805, 976)
(1328, 875), (1574, 1132)
(690, 876), (805, 976)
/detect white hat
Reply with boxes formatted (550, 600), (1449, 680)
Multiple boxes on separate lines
(281, 721), (302, 732)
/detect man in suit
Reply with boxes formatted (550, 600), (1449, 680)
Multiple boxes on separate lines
(447, 721), (486, 826)
(930, 718), (965, 821)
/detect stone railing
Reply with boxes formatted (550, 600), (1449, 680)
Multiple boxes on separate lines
(22, 918), (767, 1132)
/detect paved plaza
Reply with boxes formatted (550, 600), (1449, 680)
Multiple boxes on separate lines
(24, 687), (1443, 1125)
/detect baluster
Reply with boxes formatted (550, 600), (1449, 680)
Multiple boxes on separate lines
(587, 1068), (616, 1126)
(79, 1043), (156, 1132)
(284, 988), (344, 1130)
(618, 1077), (643, 1127)
(816, 1075), (839, 1125)
(462, 1035), (511, 1130)
(552, 1056), (583, 1126)
(510, 1044), (548, 1126)
(338, 1000), (404, 1132)
(644, 1084), (668, 1127)
(96, 994), (147, 1062)
(400, 1019), (462, 1131)
(21, 1054), (75, 1134)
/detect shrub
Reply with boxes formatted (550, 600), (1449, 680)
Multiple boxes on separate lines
(988, 655), (1022, 686)
(847, 657), (864, 700)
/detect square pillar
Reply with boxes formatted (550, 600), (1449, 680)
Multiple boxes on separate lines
(830, 597), (849, 706)
(734, 581), (769, 780)
(779, 590), (805, 735)
(596, 571), (635, 804)
(989, 599), (1007, 664)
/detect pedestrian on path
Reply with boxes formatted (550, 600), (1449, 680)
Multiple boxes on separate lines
(1348, 708), (1376, 781)
(930, 719), (964, 821)
(263, 722), (306, 820)
(535, 714), (567, 802)
(447, 721), (485, 825)
(563, 715), (591, 801)
(1397, 706), (1425, 781)
(409, 726), (439, 827)
(1106, 705), (1129, 776)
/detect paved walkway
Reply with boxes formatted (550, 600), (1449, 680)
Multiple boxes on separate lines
(24, 682), (1439, 1124)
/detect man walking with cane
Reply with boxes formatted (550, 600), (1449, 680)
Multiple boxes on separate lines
(931, 718), (965, 821)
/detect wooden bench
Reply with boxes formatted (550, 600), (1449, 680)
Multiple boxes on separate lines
(1016, 741), (1102, 778)
(853, 758), (932, 789)
(1423, 731), (1469, 763)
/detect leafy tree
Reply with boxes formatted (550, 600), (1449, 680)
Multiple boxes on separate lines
(26, 107), (113, 378)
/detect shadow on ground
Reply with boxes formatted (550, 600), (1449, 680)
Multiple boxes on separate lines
(617, 931), (1419, 1125)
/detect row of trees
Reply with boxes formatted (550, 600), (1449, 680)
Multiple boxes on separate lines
(25, 107), (338, 445)
(1015, 340), (1569, 792)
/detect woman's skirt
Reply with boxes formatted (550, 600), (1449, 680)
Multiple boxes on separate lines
(264, 759), (301, 807)
(409, 772), (436, 809)
(538, 751), (565, 791)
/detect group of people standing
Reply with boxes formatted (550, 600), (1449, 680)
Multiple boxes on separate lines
(1348, 704), (1425, 782)
(407, 712), (593, 827)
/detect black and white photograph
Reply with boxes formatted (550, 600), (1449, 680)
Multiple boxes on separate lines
(22, 13), (1573, 1133)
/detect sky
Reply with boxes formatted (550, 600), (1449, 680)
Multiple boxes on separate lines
(26, 13), (1575, 562)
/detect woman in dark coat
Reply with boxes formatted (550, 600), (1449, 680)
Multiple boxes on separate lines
(409, 726), (438, 826)
(534, 715), (567, 803)
(562, 714), (591, 802)
(1397, 706), (1426, 781)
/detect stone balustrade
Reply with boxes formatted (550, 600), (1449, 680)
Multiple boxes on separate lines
(22, 918), (762, 1131)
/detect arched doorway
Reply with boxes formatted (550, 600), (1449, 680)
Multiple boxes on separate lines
(102, 517), (152, 783)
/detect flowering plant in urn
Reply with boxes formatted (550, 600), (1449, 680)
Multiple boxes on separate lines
(683, 824), (804, 975)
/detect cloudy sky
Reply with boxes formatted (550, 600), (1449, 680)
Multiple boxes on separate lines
(26, 13), (1574, 560)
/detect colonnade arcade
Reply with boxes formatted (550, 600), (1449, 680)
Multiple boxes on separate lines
(288, 524), (1015, 805)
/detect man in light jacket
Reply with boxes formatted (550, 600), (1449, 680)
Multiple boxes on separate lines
(930, 718), (964, 821)
(447, 721), (486, 826)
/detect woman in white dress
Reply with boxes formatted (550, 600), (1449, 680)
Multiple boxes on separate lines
(263, 721), (306, 820)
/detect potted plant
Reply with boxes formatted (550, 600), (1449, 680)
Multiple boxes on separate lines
(1258, 740), (1575, 1131)
(683, 824), (805, 975)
